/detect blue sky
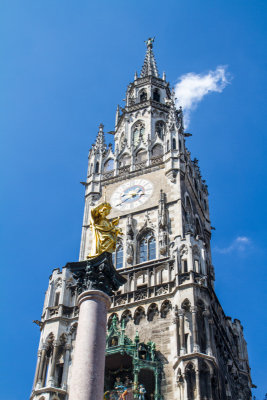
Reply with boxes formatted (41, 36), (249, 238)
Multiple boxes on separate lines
(0, 0), (266, 398)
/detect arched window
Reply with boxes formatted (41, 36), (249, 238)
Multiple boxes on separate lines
(147, 303), (158, 322)
(134, 306), (145, 325)
(200, 362), (211, 398)
(167, 140), (170, 152)
(196, 218), (202, 236)
(185, 364), (196, 399)
(121, 310), (132, 326)
(95, 162), (99, 173)
(151, 144), (163, 158)
(155, 121), (165, 139)
(112, 243), (123, 269)
(54, 292), (60, 306)
(148, 237), (156, 260)
(153, 89), (160, 102)
(182, 259), (188, 273)
(116, 245), (123, 269)
(140, 239), (147, 263)
(103, 159), (114, 172)
(132, 121), (145, 147)
(140, 90), (147, 102)
(179, 139), (182, 150)
(139, 231), (156, 263)
(172, 138), (176, 149)
(160, 300), (172, 318)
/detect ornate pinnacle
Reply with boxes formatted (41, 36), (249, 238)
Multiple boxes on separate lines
(140, 37), (159, 78)
(94, 123), (106, 153)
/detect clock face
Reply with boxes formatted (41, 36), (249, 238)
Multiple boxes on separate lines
(111, 179), (153, 211)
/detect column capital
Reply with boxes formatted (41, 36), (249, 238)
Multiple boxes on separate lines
(66, 252), (126, 297)
(65, 343), (71, 351)
(191, 306), (198, 313)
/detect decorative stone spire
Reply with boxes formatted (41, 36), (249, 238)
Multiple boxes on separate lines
(166, 90), (178, 129)
(140, 37), (159, 78)
(94, 123), (106, 153)
(115, 105), (120, 128)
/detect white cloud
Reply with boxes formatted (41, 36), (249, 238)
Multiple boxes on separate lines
(214, 236), (252, 254)
(174, 66), (231, 128)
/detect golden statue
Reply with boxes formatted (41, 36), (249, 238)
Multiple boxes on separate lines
(87, 202), (122, 259)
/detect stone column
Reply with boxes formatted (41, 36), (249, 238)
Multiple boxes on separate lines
(68, 290), (111, 400)
(184, 373), (188, 400)
(33, 350), (42, 389)
(178, 309), (185, 355)
(188, 244), (193, 272)
(203, 310), (212, 356)
(41, 350), (48, 388)
(66, 252), (126, 400)
(48, 340), (60, 386)
(173, 315), (180, 358)
(36, 345), (48, 389)
(61, 343), (71, 390)
(196, 369), (201, 400)
(191, 306), (200, 352)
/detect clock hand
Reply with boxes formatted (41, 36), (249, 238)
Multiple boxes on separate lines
(116, 189), (144, 207)
(116, 194), (132, 206)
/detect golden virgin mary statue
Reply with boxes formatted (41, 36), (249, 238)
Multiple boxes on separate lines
(87, 202), (122, 259)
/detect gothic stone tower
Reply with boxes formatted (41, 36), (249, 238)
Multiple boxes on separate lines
(31, 39), (252, 400)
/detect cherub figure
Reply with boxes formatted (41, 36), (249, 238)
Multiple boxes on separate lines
(87, 202), (122, 259)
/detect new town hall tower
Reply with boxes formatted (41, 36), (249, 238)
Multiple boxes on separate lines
(31, 39), (252, 400)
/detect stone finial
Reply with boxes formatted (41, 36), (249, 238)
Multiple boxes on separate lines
(140, 38), (159, 78)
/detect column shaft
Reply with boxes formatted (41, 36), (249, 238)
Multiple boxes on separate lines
(48, 342), (60, 386)
(33, 350), (42, 389)
(61, 344), (71, 390)
(191, 307), (200, 352)
(178, 310), (185, 354)
(174, 317), (180, 357)
(68, 290), (111, 400)
(204, 311), (212, 355)
(196, 369), (201, 400)
(41, 355), (48, 387)
(36, 348), (47, 388)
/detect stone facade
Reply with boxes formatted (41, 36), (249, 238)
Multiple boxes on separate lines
(30, 40), (252, 400)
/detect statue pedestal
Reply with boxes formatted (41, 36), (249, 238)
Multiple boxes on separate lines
(66, 252), (126, 400)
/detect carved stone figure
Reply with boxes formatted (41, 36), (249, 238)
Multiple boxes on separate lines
(126, 214), (134, 264)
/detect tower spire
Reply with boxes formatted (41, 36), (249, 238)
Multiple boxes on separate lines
(140, 37), (159, 78)
(94, 123), (106, 153)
